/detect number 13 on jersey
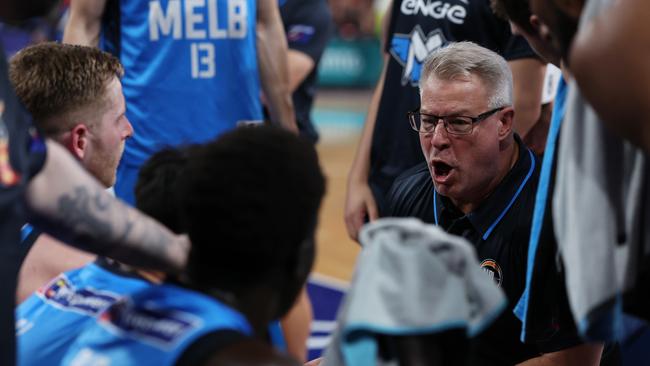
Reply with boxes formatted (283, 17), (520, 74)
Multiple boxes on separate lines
(191, 42), (215, 79)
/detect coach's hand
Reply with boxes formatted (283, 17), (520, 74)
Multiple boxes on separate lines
(344, 179), (378, 242)
(304, 357), (323, 366)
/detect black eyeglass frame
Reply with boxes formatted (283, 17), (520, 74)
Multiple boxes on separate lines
(407, 107), (505, 135)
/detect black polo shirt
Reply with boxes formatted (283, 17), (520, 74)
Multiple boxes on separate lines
(385, 136), (579, 364)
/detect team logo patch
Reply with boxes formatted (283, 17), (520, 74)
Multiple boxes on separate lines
(38, 275), (120, 316)
(100, 299), (202, 350)
(287, 25), (315, 44)
(480, 259), (503, 287)
(390, 25), (447, 86)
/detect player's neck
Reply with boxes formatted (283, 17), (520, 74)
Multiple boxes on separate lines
(225, 287), (278, 338)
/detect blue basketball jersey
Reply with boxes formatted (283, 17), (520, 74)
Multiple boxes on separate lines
(61, 284), (252, 366)
(16, 262), (150, 366)
(103, 0), (262, 167)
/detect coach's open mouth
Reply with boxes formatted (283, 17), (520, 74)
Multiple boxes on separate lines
(433, 161), (453, 181)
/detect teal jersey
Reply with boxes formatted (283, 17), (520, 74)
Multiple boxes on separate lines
(16, 262), (150, 366)
(62, 284), (252, 366)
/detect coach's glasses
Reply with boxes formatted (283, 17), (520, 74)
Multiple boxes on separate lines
(407, 107), (504, 135)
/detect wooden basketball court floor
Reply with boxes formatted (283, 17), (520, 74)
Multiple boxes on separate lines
(310, 89), (372, 283)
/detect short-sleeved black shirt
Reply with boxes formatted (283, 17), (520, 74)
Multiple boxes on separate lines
(385, 136), (579, 364)
(369, 0), (538, 213)
(0, 45), (47, 366)
(280, 0), (333, 144)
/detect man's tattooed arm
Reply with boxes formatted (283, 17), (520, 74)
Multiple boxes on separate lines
(25, 140), (189, 273)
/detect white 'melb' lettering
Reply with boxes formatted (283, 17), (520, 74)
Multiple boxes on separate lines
(185, 0), (207, 39)
(149, 0), (182, 41)
(400, 0), (467, 25)
(149, 0), (248, 41)
(228, 0), (247, 38)
(208, 0), (226, 38)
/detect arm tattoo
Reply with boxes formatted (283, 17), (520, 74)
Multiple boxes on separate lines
(55, 185), (176, 268)
(57, 186), (115, 244)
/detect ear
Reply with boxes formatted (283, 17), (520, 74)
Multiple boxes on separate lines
(68, 124), (90, 160)
(529, 15), (552, 43)
(529, 14), (541, 32)
(497, 107), (515, 141)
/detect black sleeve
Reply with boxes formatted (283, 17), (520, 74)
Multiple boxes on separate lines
(501, 34), (540, 61)
(384, 162), (435, 224)
(536, 331), (584, 355)
(283, 0), (333, 63)
(532, 253), (584, 354)
(533, 289), (584, 354)
(175, 329), (249, 366)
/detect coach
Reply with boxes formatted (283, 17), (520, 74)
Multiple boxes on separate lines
(385, 42), (596, 365)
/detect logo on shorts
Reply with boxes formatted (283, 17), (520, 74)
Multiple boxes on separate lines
(287, 25), (315, 44)
(100, 299), (201, 350)
(480, 259), (503, 287)
(390, 25), (446, 86)
(38, 275), (120, 316)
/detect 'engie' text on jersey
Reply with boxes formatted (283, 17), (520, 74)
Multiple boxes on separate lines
(149, 0), (248, 79)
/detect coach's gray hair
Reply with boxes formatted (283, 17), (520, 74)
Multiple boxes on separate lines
(419, 42), (513, 108)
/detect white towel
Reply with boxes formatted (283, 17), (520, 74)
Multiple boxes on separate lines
(321, 218), (505, 366)
(552, 0), (650, 341)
